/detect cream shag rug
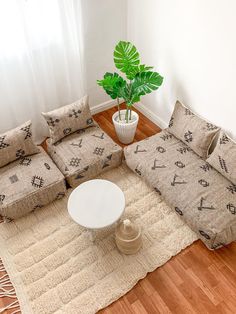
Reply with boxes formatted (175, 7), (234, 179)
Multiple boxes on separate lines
(0, 165), (197, 314)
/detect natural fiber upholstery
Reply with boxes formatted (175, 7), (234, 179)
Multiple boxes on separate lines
(124, 129), (236, 250)
(0, 121), (40, 168)
(47, 125), (123, 187)
(207, 131), (236, 185)
(42, 95), (95, 144)
(0, 147), (66, 221)
(168, 101), (220, 158)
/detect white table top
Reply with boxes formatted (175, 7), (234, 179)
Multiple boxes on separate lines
(68, 179), (125, 229)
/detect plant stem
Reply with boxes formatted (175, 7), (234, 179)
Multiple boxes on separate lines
(117, 97), (121, 121)
(129, 107), (132, 120)
(125, 108), (129, 123)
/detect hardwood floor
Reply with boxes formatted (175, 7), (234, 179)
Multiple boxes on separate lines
(1, 104), (236, 313)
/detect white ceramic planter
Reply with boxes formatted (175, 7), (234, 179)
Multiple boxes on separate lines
(112, 109), (139, 144)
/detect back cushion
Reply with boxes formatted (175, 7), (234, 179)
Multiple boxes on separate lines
(207, 131), (236, 184)
(42, 95), (95, 144)
(168, 101), (220, 158)
(0, 121), (40, 168)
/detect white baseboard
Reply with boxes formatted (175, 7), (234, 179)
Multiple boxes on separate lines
(91, 99), (118, 115)
(134, 102), (168, 129)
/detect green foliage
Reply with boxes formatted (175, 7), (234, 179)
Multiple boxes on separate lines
(97, 72), (125, 99)
(97, 41), (164, 121)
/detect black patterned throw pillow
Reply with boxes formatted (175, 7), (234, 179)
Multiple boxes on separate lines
(207, 131), (236, 184)
(167, 101), (220, 159)
(42, 95), (95, 144)
(0, 121), (40, 168)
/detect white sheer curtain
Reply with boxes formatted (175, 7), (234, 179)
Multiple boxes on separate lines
(0, 0), (85, 143)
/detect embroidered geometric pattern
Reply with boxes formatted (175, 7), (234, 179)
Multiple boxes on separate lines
(220, 134), (230, 145)
(70, 139), (83, 148)
(226, 185), (236, 194)
(227, 203), (236, 215)
(175, 161), (185, 168)
(218, 155), (228, 173)
(33, 204), (44, 210)
(63, 128), (72, 136)
(175, 207), (183, 216)
(69, 158), (81, 167)
(46, 117), (60, 127)
(86, 118), (93, 125)
(198, 179), (209, 187)
(134, 166), (141, 176)
(206, 123), (218, 131)
(31, 175), (44, 188)
(171, 174), (187, 186)
(134, 145), (147, 154)
(19, 157), (32, 166)
(16, 149), (25, 158)
(160, 134), (173, 141)
(0, 135), (10, 150)
(69, 109), (82, 118)
(184, 130), (193, 143)
(44, 163), (51, 170)
(177, 146), (191, 154)
(92, 133), (105, 139)
(151, 159), (166, 170)
(200, 163), (212, 172)
(93, 147), (104, 156)
(199, 230), (211, 240)
(55, 192), (65, 200)
(75, 166), (89, 179)
(198, 197), (215, 211)
(0, 194), (5, 204)
(154, 187), (161, 195)
(185, 108), (194, 115)
(102, 154), (112, 169)
(156, 146), (166, 153)
(20, 125), (32, 139)
(9, 175), (19, 184)
(168, 117), (174, 127)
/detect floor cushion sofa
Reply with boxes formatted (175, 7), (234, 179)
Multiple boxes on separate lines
(0, 146), (66, 221)
(47, 124), (122, 187)
(124, 102), (236, 250)
(43, 95), (122, 187)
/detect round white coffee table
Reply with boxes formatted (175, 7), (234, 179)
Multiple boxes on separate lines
(68, 179), (125, 240)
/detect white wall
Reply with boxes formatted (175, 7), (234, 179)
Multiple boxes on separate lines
(127, 0), (236, 139)
(82, 0), (127, 109)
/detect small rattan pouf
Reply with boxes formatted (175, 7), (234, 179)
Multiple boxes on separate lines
(115, 219), (142, 254)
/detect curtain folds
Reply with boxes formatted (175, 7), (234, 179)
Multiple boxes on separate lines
(0, 0), (85, 143)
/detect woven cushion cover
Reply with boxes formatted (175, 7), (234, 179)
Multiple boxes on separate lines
(47, 125), (123, 187)
(0, 147), (66, 221)
(124, 129), (236, 249)
(0, 121), (40, 168)
(168, 101), (220, 158)
(42, 95), (95, 144)
(207, 131), (236, 185)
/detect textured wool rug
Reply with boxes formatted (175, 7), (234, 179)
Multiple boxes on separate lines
(0, 164), (197, 314)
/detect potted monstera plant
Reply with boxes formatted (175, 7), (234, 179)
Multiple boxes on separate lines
(97, 41), (163, 144)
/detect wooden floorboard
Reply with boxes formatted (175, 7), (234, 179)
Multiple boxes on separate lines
(1, 104), (236, 313)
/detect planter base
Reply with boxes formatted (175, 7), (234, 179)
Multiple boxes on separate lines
(112, 110), (139, 144)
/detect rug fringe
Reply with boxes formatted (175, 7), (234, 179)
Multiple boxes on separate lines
(0, 260), (20, 314)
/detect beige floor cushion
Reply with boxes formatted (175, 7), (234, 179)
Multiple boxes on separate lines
(0, 147), (66, 221)
(47, 125), (123, 187)
(124, 129), (236, 249)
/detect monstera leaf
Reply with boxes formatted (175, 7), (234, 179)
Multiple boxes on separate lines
(97, 72), (126, 99)
(114, 41), (140, 79)
(131, 71), (164, 98)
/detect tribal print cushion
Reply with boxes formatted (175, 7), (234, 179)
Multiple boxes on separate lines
(42, 95), (95, 144)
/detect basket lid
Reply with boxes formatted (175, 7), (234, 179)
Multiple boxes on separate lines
(115, 219), (140, 241)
